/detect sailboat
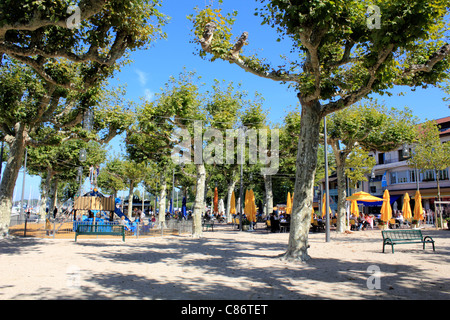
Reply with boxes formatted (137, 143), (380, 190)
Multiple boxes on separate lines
(11, 187), (20, 215)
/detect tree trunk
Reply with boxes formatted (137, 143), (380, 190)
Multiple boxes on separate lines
(331, 142), (348, 233)
(282, 100), (322, 262)
(264, 174), (274, 217)
(49, 177), (59, 217)
(158, 174), (167, 227)
(0, 126), (27, 238)
(39, 169), (53, 219)
(335, 161), (348, 233)
(192, 163), (206, 238)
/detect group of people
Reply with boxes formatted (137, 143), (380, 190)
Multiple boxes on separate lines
(203, 211), (225, 223)
(268, 211), (290, 233)
(349, 213), (374, 231)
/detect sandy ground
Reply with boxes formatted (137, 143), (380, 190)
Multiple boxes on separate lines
(1, 224), (449, 300)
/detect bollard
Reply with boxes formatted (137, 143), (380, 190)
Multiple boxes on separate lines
(23, 216), (27, 237)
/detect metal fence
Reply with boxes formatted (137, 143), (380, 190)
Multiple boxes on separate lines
(9, 214), (193, 239)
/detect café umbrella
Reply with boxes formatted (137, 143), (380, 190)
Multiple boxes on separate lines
(350, 200), (360, 217)
(380, 189), (392, 222)
(182, 197), (187, 218)
(346, 191), (384, 202)
(321, 193), (332, 218)
(244, 189), (249, 216)
(286, 192), (292, 214)
(414, 190), (424, 221)
(244, 189), (256, 223)
(214, 187), (219, 214)
(230, 191), (236, 215)
(250, 189), (257, 222)
(402, 192), (412, 220)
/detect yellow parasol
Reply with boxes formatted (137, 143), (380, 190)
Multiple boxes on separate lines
(250, 189), (257, 222)
(346, 191), (383, 202)
(414, 190), (424, 221)
(402, 192), (412, 220)
(380, 189), (392, 222)
(244, 189), (249, 217)
(350, 200), (360, 217)
(230, 191), (236, 215)
(286, 192), (292, 214)
(321, 193), (332, 218)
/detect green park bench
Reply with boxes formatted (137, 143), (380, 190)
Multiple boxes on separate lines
(75, 224), (125, 242)
(381, 229), (435, 253)
(202, 220), (214, 232)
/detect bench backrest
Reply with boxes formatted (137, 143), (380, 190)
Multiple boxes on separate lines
(382, 229), (423, 241)
(77, 224), (124, 233)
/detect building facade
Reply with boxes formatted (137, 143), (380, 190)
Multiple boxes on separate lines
(363, 116), (450, 214)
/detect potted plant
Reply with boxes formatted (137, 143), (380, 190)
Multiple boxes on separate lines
(241, 218), (250, 231)
(378, 220), (387, 230)
(411, 219), (419, 229)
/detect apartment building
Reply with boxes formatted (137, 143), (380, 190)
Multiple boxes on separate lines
(363, 116), (450, 213)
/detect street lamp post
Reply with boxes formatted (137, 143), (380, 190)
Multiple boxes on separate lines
(324, 116), (330, 243)
(239, 126), (246, 232)
(20, 148), (28, 220)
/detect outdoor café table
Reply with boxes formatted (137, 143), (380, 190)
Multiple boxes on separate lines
(280, 221), (290, 233)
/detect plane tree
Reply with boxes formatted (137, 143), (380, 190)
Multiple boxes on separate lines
(190, 0), (450, 261)
(0, 0), (167, 237)
(327, 103), (417, 233)
(127, 71), (205, 234)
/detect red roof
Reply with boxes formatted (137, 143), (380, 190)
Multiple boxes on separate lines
(435, 116), (450, 125)
(419, 117), (450, 136)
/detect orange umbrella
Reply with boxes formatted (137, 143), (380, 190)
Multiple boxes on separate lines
(321, 193), (332, 218)
(402, 192), (412, 220)
(214, 187), (219, 213)
(230, 191), (236, 215)
(244, 189), (256, 222)
(350, 200), (360, 217)
(380, 189), (392, 222)
(414, 190), (424, 221)
(250, 189), (257, 222)
(286, 192), (292, 214)
(244, 190), (249, 216)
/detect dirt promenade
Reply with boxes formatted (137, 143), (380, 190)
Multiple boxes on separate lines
(1, 225), (449, 300)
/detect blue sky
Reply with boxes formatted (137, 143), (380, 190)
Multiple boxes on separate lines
(8, 0), (450, 202)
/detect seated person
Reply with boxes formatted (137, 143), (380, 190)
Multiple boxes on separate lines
(119, 216), (131, 231)
(270, 212), (280, 232)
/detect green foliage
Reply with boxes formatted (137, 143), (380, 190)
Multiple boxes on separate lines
(1, 0), (169, 88)
(188, 6), (238, 61)
(27, 139), (107, 182)
(408, 120), (450, 173)
(345, 147), (376, 187)
(328, 101), (418, 153)
(97, 157), (127, 196)
(192, 0), (449, 104)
